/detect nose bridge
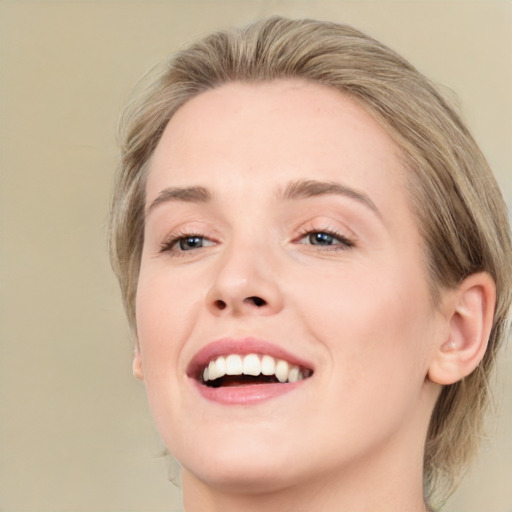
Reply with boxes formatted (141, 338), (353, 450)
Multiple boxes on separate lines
(206, 233), (283, 315)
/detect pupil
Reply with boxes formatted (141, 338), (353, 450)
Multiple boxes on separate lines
(311, 232), (333, 245)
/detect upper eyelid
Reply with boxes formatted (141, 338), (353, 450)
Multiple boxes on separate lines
(293, 219), (356, 240)
(295, 228), (355, 246)
(160, 232), (216, 250)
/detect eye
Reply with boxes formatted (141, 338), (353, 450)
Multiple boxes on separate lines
(297, 230), (354, 249)
(179, 236), (206, 250)
(160, 234), (216, 253)
(306, 232), (339, 246)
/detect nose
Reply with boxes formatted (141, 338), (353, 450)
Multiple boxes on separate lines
(205, 241), (284, 317)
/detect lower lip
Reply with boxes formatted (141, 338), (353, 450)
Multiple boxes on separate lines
(193, 379), (306, 405)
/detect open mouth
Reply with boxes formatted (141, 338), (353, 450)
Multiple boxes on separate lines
(200, 353), (313, 388)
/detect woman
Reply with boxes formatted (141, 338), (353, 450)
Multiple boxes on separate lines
(109, 17), (512, 512)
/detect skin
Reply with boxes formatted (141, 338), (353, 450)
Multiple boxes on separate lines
(133, 80), (491, 511)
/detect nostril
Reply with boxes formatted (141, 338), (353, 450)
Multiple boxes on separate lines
(245, 296), (266, 307)
(214, 299), (227, 310)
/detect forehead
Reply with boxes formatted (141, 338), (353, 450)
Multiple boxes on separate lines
(147, 80), (409, 222)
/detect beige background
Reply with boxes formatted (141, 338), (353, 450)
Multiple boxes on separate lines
(1, 1), (511, 511)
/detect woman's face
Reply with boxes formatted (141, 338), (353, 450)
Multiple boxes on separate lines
(135, 80), (445, 492)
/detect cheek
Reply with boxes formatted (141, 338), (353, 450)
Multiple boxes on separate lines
(135, 269), (190, 438)
(135, 266), (190, 376)
(295, 262), (434, 384)
(136, 260), (201, 333)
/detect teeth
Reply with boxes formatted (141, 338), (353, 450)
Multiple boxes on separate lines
(201, 354), (310, 384)
(261, 355), (276, 375)
(215, 355), (226, 378)
(208, 360), (217, 380)
(275, 359), (290, 383)
(225, 354), (243, 375)
(242, 354), (261, 376)
(288, 366), (300, 383)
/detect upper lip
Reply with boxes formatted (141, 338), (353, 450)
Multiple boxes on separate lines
(186, 337), (315, 379)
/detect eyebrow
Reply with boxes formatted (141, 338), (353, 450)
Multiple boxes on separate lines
(146, 186), (211, 216)
(146, 179), (381, 218)
(281, 179), (381, 217)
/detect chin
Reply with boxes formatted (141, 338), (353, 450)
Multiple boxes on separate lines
(177, 436), (306, 494)
(184, 459), (301, 495)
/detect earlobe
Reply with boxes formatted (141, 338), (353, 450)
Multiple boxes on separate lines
(428, 272), (496, 386)
(133, 348), (145, 380)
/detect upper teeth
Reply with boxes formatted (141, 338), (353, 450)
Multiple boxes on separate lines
(202, 354), (309, 384)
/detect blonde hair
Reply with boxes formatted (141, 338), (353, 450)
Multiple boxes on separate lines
(109, 16), (512, 507)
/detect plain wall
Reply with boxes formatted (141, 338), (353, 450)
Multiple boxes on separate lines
(1, 1), (511, 511)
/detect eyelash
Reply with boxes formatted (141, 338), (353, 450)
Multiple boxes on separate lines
(159, 227), (354, 255)
(159, 231), (215, 254)
(294, 227), (355, 250)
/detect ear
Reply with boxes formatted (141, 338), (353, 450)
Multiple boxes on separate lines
(428, 272), (496, 385)
(132, 347), (144, 380)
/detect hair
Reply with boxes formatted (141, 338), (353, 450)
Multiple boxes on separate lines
(109, 16), (512, 508)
